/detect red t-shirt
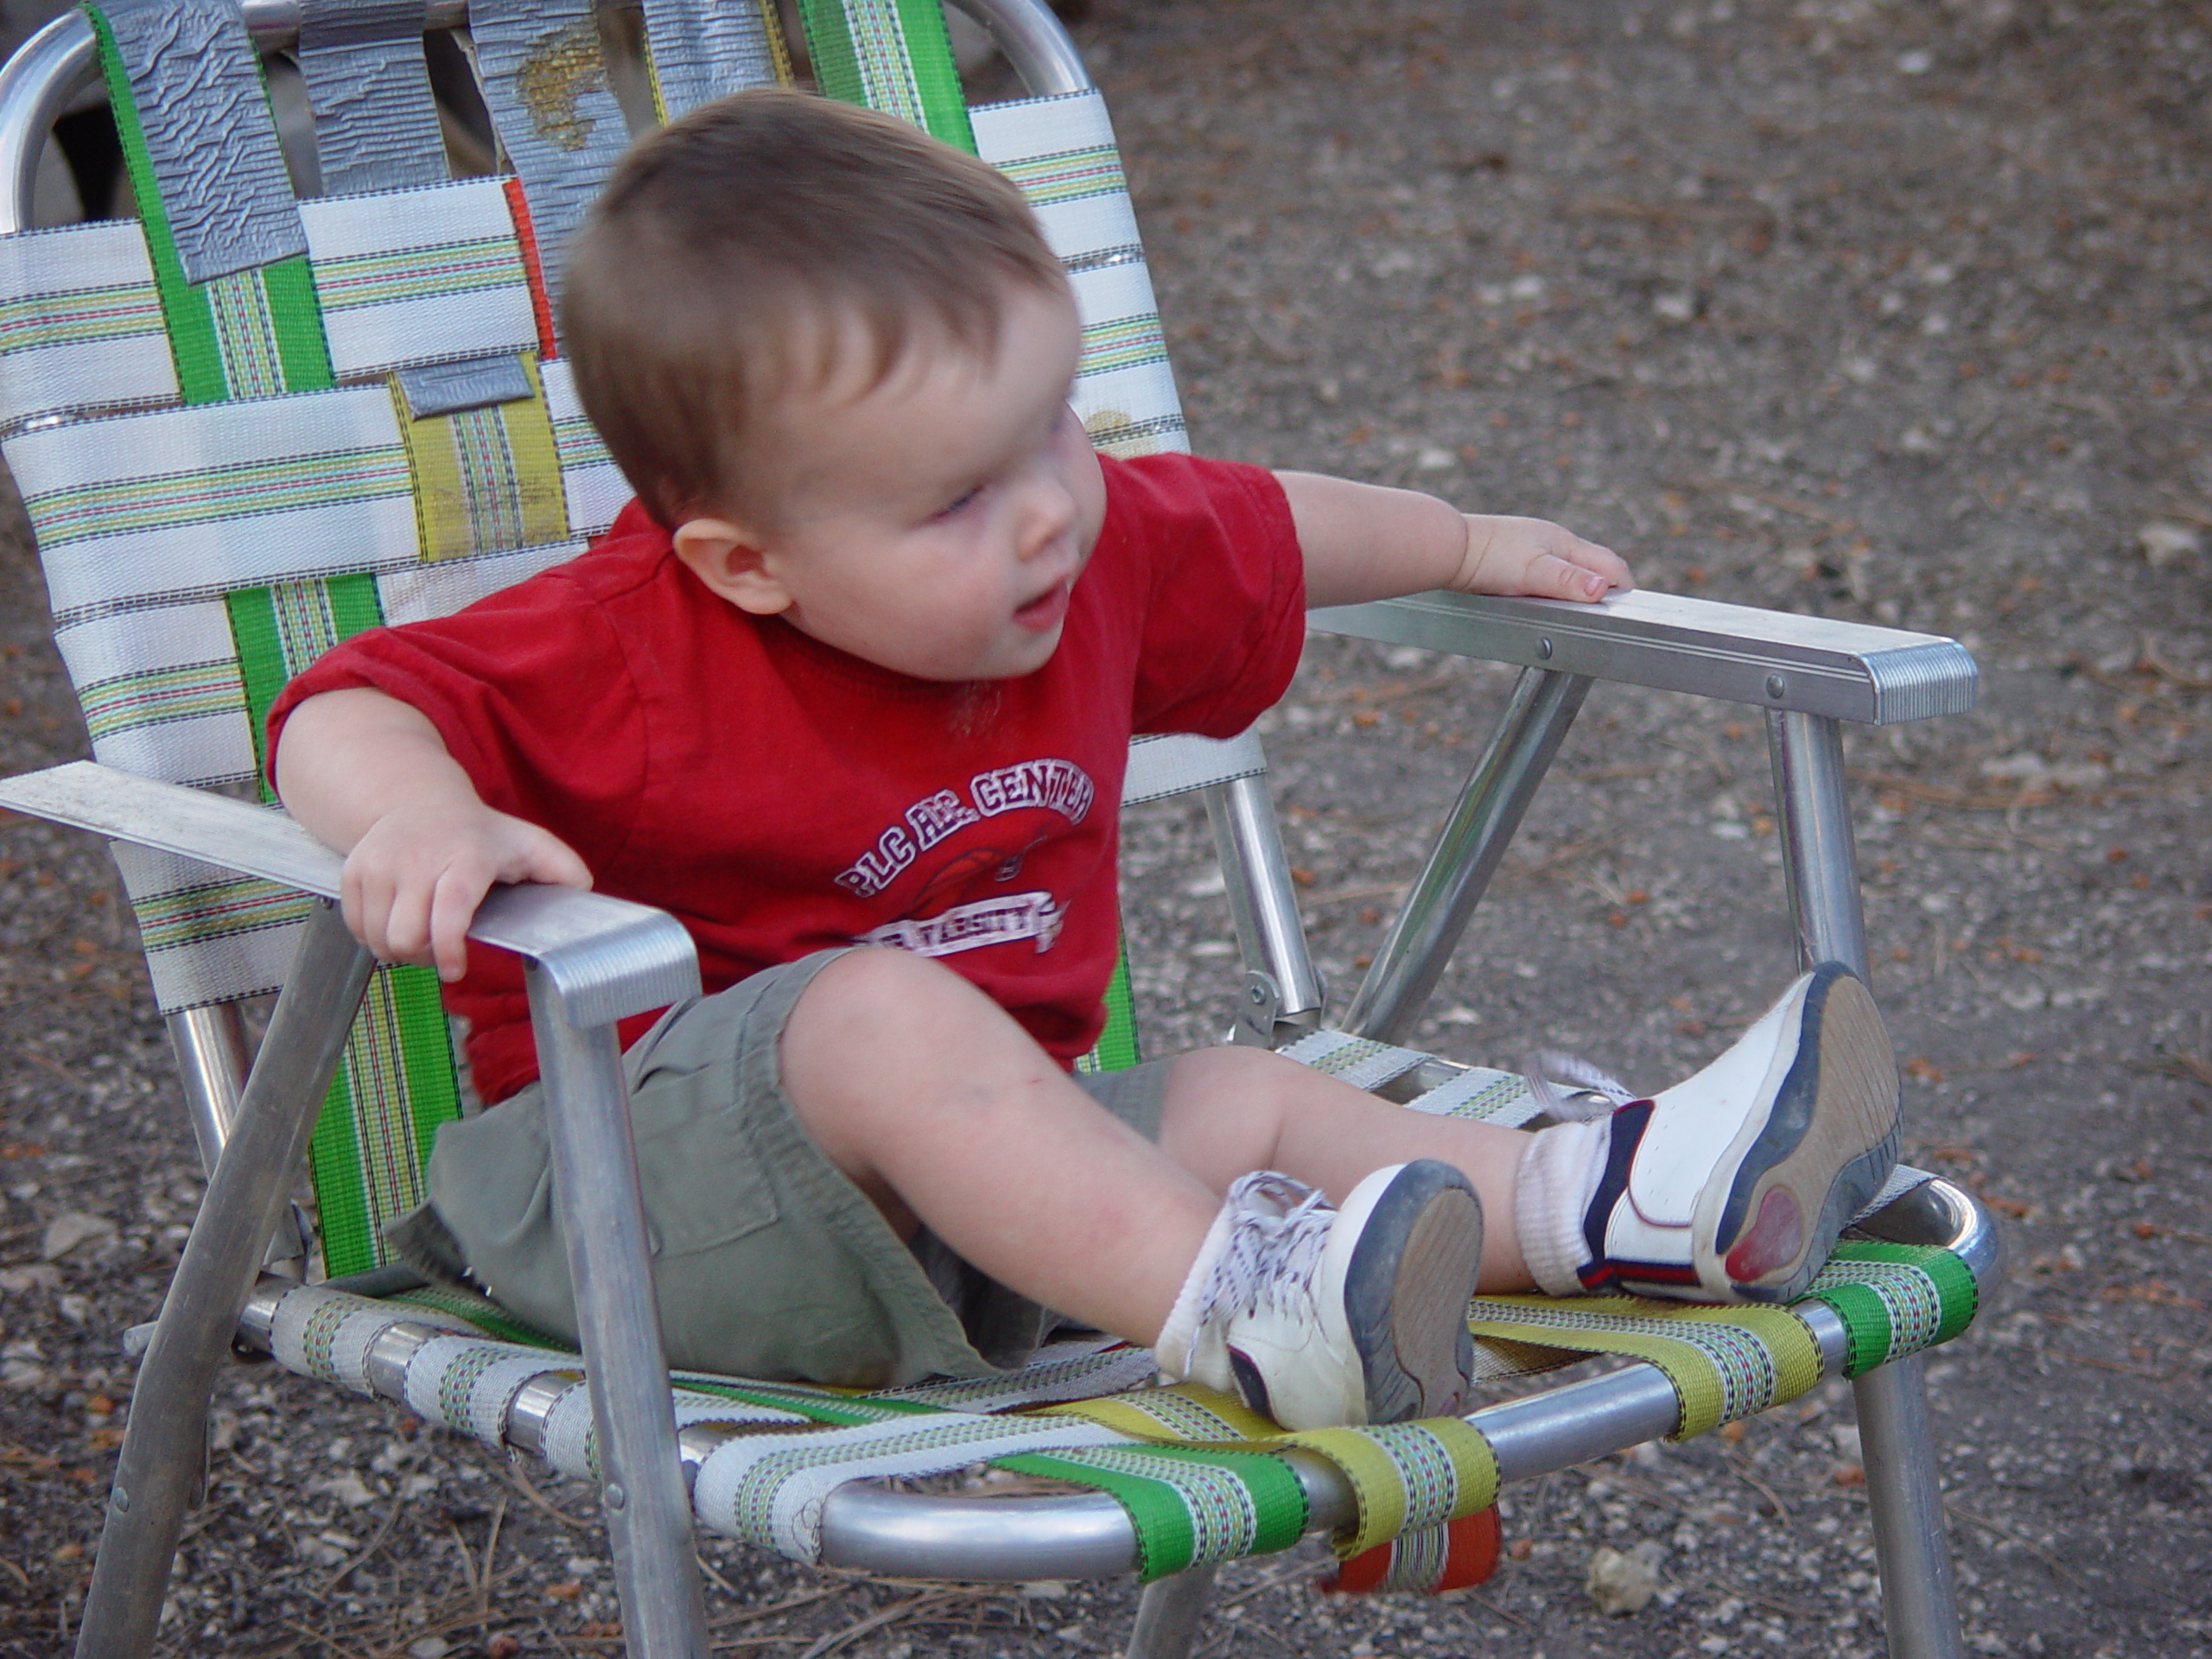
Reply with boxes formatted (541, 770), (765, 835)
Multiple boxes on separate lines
(269, 452), (1306, 1103)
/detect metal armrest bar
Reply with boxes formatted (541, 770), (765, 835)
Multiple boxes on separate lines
(1309, 589), (1976, 726)
(0, 761), (698, 1020)
(229, 1176), (1998, 1583)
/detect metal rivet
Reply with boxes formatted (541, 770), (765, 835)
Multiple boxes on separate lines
(112, 1487), (130, 1513)
(1765, 674), (1787, 700)
(1537, 638), (1554, 660)
(1248, 984), (1268, 1004)
(605, 1483), (626, 1511)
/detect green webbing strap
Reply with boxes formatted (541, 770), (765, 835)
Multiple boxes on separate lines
(226, 569), (462, 1276)
(795, 0), (976, 153)
(1798, 1240), (1979, 1377)
(1075, 944), (1141, 1074)
(997, 1444), (1306, 1580)
(86, 2), (334, 404)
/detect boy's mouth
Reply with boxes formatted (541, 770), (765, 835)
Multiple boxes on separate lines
(1013, 578), (1072, 632)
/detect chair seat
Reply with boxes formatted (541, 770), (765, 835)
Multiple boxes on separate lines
(232, 1173), (1987, 1585)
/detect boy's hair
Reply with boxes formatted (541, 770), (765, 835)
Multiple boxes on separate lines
(563, 90), (1066, 527)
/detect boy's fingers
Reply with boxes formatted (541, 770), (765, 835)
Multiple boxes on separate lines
(430, 864), (492, 982)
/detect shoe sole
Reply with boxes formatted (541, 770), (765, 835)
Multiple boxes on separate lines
(1341, 1160), (1484, 1424)
(1702, 965), (1899, 1303)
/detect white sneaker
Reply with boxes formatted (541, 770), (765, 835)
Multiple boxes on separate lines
(1156, 1161), (1484, 1430)
(1520, 963), (1899, 1304)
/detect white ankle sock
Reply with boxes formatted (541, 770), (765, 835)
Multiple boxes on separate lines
(1514, 1117), (1614, 1296)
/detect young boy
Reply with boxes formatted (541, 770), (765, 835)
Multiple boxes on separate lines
(269, 90), (1900, 1432)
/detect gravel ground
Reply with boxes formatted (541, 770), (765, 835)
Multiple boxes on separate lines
(3, 0), (2209, 1655)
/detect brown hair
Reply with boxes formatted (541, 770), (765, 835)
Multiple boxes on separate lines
(562, 89), (1065, 527)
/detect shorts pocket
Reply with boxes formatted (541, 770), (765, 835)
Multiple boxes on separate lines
(624, 1055), (782, 1258)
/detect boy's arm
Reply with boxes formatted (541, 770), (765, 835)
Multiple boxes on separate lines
(1275, 470), (1632, 608)
(274, 686), (591, 982)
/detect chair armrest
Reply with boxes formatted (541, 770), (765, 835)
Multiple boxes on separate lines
(1307, 589), (1977, 726)
(0, 760), (698, 1023)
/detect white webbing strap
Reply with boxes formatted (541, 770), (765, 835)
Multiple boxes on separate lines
(1122, 729), (1267, 805)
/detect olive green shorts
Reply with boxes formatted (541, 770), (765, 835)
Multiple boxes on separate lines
(403, 948), (1170, 1389)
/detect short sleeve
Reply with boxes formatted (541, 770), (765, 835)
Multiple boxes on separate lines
(1104, 454), (1306, 736)
(265, 573), (647, 870)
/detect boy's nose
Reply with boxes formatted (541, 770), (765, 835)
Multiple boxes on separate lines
(1016, 471), (1078, 559)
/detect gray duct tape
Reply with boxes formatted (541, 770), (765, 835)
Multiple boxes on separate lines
(467, 0), (633, 331)
(639, 0), (780, 122)
(296, 0), (449, 195)
(393, 353), (535, 420)
(103, 0), (308, 285)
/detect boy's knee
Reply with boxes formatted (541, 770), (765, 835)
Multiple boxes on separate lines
(789, 945), (1004, 1058)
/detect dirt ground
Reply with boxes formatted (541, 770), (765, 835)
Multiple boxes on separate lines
(3, 0), (2209, 1656)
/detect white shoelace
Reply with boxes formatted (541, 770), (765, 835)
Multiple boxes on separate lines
(1521, 1050), (1640, 1123)
(1196, 1171), (1333, 1325)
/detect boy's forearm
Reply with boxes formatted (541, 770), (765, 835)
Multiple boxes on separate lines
(1275, 470), (1469, 608)
(273, 687), (484, 854)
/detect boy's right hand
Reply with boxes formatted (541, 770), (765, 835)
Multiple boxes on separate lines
(273, 688), (593, 983)
(341, 800), (592, 982)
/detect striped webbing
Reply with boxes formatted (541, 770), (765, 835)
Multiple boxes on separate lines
(796, 0), (974, 152)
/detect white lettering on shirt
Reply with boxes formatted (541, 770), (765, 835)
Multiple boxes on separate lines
(833, 825), (916, 897)
(831, 760), (1095, 897)
(905, 788), (982, 851)
(859, 891), (1066, 957)
(969, 759), (1094, 823)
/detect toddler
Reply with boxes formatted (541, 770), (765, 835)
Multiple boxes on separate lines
(270, 90), (1899, 1431)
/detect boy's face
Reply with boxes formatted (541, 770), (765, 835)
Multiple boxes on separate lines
(677, 283), (1106, 683)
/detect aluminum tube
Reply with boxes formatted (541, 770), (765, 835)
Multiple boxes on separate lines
(1124, 1564), (1218, 1659)
(1342, 668), (1592, 1043)
(76, 904), (375, 1659)
(1855, 1357), (1965, 1659)
(0, 10), (95, 233)
(1765, 710), (1870, 976)
(947, 0), (1092, 96)
(1767, 711), (1964, 1659)
(164, 1003), (251, 1173)
(1205, 774), (1326, 1044)
(525, 963), (709, 1659)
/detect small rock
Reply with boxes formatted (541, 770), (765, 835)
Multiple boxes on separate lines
(1652, 291), (1697, 323)
(2138, 521), (2202, 569)
(317, 1472), (378, 1509)
(406, 1639), (450, 1659)
(41, 1211), (116, 1262)
(1587, 1544), (1662, 1615)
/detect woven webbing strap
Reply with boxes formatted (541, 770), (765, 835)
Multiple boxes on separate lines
(87, 0), (331, 404)
(973, 91), (1186, 459)
(797, 0), (973, 151)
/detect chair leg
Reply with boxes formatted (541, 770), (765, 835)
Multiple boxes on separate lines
(1856, 1358), (1967, 1659)
(1124, 1563), (1218, 1659)
(1768, 710), (1967, 1659)
(75, 906), (375, 1659)
(524, 963), (711, 1659)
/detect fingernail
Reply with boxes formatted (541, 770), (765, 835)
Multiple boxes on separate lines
(1585, 575), (1605, 596)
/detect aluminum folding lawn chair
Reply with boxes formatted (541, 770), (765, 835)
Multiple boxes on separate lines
(0, 1), (1999, 1656)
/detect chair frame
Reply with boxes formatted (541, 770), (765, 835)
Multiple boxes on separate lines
(0, 4), (1998, 1656)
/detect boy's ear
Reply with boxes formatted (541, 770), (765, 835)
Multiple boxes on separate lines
(671, 516), (792, 615)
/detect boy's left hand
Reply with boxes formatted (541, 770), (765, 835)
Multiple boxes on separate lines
(1455, 514), (1633, 603)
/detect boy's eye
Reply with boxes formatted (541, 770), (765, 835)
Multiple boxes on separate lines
(936, 485), (983, 519)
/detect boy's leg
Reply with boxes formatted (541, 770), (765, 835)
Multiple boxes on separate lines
(1154, 1044), (1539, 1287)
(779, 946), (1484, 1427)
(1155, 962), (1899, 1306)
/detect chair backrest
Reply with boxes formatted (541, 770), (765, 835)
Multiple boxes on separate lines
(0, 0), (1198, 1274)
